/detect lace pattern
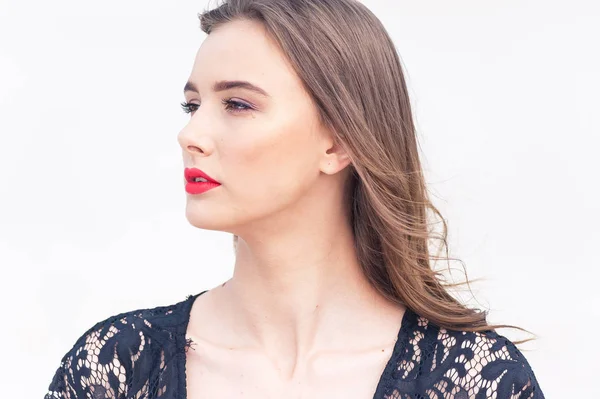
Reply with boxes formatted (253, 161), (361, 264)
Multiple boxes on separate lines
(374, 309), (543, 398)
(45, 293), (544, 398)
(44, 300), (193, 399)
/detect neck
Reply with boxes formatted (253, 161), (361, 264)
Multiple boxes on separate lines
(215, 212), (401, 380)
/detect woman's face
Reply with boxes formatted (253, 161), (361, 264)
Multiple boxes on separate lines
(178, 19), (334, 234)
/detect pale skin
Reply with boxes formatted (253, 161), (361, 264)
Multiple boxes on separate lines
(178, 19), (406, 398)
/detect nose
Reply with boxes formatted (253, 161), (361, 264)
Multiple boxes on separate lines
(177, 122), (214, 158)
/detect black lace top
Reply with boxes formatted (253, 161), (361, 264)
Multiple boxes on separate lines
(45, 291), (545, 398)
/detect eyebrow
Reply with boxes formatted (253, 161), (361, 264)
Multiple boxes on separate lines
(183, 80), (270, 97)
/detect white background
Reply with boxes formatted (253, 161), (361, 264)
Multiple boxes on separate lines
(1, 0), (598, 397)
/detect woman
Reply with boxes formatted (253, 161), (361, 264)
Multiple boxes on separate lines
(45, 0), (544, 398)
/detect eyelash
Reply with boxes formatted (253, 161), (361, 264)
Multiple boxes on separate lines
(180, 99), (252, 115)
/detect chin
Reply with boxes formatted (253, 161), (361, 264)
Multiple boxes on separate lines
(185, 209), (221, 231)
(184, 204), (237, 233)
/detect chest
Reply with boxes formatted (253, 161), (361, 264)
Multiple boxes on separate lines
(184, 343), (392, 399)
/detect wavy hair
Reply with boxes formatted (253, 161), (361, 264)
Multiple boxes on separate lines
(198, 0), (535, 345)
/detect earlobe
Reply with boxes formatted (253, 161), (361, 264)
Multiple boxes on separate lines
(321, 148), (352, 175)
(320, 131), (352, 174)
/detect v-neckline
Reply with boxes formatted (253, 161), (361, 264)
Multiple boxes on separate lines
(180, 290), (413, 399)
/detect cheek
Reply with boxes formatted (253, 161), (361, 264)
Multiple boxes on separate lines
(223, 120), (319, 214)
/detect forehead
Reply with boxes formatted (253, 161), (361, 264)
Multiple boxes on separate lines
(188, 19), (302, 95)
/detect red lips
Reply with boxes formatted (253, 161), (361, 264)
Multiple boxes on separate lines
(184, 167), (220, 184)
(184, 167), (221, 195)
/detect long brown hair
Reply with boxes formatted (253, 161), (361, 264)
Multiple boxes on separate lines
(198, 0), (535, 345)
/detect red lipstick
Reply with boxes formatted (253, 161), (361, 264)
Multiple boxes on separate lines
(184, 167), (221, 195)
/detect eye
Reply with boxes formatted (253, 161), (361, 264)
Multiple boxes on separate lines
(222, 99), (253, 113)
(180, 101), (198, 114)
(180, 99), (254, 115)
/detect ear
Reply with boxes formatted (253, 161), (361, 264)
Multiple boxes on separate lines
(319, 136), (352, 175)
